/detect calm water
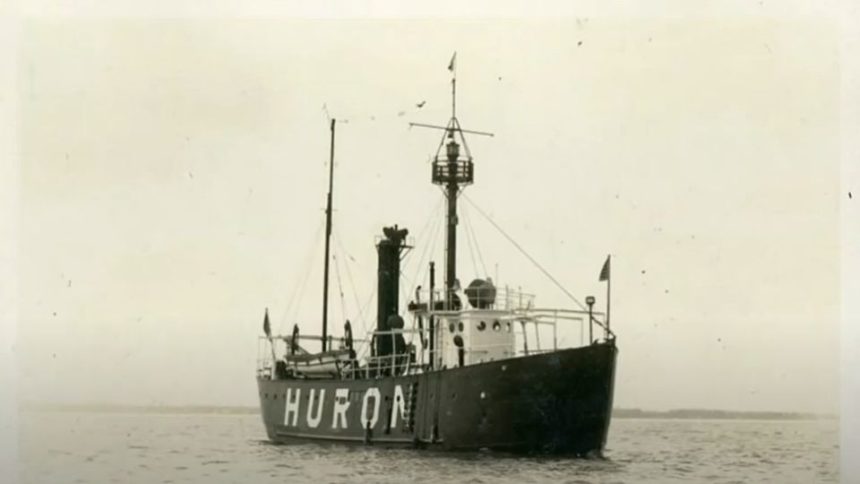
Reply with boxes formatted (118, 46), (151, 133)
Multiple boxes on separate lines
(18, 411), (838, 484)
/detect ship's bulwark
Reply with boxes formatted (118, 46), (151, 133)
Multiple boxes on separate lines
(258, 342), (617, 455)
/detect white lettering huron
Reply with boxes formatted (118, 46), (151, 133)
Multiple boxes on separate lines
(332, 388), (350, 429)
(361, 387), (381, 430)
(391, 385), (406, 429)
(306, 389), (325, 428)
(284, 388), (301, 427)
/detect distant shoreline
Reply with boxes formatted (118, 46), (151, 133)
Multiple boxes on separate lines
(20, 403), (837, 421)
(611, 408), (837, 421)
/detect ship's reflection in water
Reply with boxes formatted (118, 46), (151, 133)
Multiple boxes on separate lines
(19, 410), (838, 484)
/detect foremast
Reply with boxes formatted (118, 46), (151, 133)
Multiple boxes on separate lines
(321, 118), (336, 351)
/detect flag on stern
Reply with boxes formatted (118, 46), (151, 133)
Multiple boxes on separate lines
(263, 308), (271, 338)
(599, 255), (611, 282)
(448, 52), (457, 72)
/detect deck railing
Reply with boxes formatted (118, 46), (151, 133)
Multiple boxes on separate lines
(256, 306), (613, 379)
(413, 285), (536, 311)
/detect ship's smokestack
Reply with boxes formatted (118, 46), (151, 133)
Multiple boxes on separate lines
(376, 225), (409, 358)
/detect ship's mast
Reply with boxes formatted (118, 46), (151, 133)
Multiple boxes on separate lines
(445, 63), (459, 303)
(321, 118), (336, 352)
(442, 135), (461, 305)
(412, 55), (493, 308)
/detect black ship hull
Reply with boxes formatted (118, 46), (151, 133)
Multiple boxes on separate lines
(257, 341), (617, 455)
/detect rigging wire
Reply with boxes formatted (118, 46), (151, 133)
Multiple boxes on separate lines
(393, 206), (445, 353)
(462, 193), (586, 311)
(355, 285), (377, 359)
(404, 210), (445, 350)
(399, 273), (414, 314)
(463, 202), (489, 277)
(461, 203), (480, 278)
(427, 203), (444, 274)
(422, 204), (443, 292)
(406, 207), (443, 299)
(279, 217), (326, 333)
(400, 197), (443, 268)
(398, 218), (438, 321)
(333, 231), (369, 339)
(418, 207), (445, 299)
(332, 253), (347, 331)
(288, 219), (329, 327)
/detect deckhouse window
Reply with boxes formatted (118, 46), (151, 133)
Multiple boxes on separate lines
(492, 320), (501, 331)
(477, 321), (486, 331)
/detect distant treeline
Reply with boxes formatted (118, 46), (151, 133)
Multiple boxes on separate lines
(612, 408), (837, 421)
(21, 403), (836, 420)
(23, 403), (259, 415)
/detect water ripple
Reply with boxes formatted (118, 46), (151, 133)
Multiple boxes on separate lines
(18, 412), (839, 484)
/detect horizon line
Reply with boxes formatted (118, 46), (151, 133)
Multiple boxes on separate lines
(19, 402), (839, 420)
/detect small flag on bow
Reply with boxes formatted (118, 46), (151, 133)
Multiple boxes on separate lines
(448, 52), (457, 72)
(599, 255), (611, 282)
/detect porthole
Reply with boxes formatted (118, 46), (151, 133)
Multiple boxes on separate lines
(458, 321), (464, 332)
(477, 321), (487, 331)
(449, 322), (456, 333)
(492, 320), (501, 331)
(505, 322), (512, 332)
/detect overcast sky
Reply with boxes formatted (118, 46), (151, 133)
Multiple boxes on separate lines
(13, 14), (843, 414)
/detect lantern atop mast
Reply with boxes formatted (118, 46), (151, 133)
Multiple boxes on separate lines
(408, 53), (493, 308)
